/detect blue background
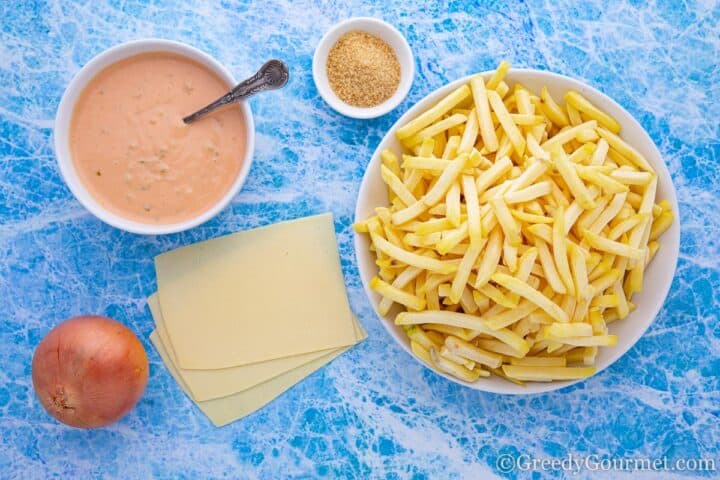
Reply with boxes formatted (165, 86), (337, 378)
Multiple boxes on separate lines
(1, 1), (718, 479)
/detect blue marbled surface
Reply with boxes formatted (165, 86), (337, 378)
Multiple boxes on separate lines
(1, 1), (719, 479)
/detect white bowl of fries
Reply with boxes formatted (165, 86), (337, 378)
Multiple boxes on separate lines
(353, 62), (680, 394)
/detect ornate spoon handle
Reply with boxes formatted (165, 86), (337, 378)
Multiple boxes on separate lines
(183, 59), (289, 124)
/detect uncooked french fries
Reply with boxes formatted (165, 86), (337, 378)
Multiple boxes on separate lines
(565, 91), (621, 133)
(488, 90), (525, 156)
(396, 85), (471, 140)
(357, 61), (674, 385)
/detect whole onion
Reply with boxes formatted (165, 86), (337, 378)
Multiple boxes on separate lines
(31, 315), (149, 428)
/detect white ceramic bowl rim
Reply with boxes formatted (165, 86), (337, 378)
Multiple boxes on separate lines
(53, 38), (255, 235)
(354, 68), (681, 394)
(312, 17), (415, 119)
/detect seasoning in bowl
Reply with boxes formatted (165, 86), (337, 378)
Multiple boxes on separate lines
(326, 31), (400, 107)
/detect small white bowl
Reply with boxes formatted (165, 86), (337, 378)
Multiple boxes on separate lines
(312, 17), (415, 119)
(354, 69), (681, 394)
(54, 39), (255, 235)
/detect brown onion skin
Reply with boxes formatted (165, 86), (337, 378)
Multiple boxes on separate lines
(31, 315), (149, 429)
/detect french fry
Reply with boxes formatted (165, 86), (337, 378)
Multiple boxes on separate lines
(587, 192), (628, 234)
(515, 87), (533, 112)
(401, 156), (455, 171)
(511, 162), (549, 193)
(510, 356), (566, 367)
(582, 229), (644, 260)
(529, 223), (553, 244)
(432, 131), (447, 157)
(449, 243), (483, 304)
(472, 290), (490, 311)
(445, 335), (503, 368)
(575, 165), (628, 194)
(458, 286), (478, 313)
(506, 113), (544, 126)
(491, 272), (570, 323)
(462, 174), (482, 245)
(491, 198), (521, 246)
(397, 310), (530, 355)
(476, 339), (524, 358)
(475, 156), (513, 194)
(576, 194), (611, 232)
(590, 294), (619, 308)
(609, 170), (655, 186)
(502, 237), (518, 272)
(565, 91), (621, 133)
(488, 90), (525, 156)
(474, 227), (503, 288)
(552, 207), (576, 296)
(512, 209), (553, 224)
(381, 165), (417, 206)
(459, 108), (479, 153)
(596, 127), (653, 172)
(470, 75), (499, 153)
(563, 186), (600, 234)
(370, 235), (458, 274)
(565, 103), (583, 126)
(397, 85), (471, 140)
(443, 135), (461, 159)
(540, 120), (597, 151)
(378, 266), (423, 315)
(502, 365), (596, 381)
(650, 211), (673, 241)
(410, 341), (434, 367)
(504, 180), (552, 204)
(430, 348), (485, 381)
(539, 86), (569, 127)
(590, 138), (609, 165)
(527, 133), (550, 160)
(414, 217), (456, 235)
(567, 241), (590, 300)
(547, 335), (618, 347)
(553, 147), (595, 209)
(546, 322), (593, 338)
(382, 151), (401, 203)
(440, 345), (475, 369)
(479, 283), (520, 310)
(422, 323), (473, 341)
(534, 238), (567, 294)
(371, 277), (426, 311)
(445, 181), (462, 227)
(405, 325), (442, 349)
(486, 60), (510, 90)
(516, 246), (538, 281)
(423, 153), (469, 206)
(404, 232), (442, 247)
(485, 299), (538, 330)
(390, 199), (430, 226)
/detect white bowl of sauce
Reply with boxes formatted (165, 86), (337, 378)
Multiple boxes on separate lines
(54, 39), (255, 234)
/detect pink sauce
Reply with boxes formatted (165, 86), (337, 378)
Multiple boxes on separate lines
(70, 52), (247, 225)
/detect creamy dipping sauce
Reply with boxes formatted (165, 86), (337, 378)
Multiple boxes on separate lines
(70, 52), (246, 225)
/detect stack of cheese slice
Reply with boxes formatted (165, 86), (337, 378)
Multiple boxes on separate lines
(148, 213), (366, 426)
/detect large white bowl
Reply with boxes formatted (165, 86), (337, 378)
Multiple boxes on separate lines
(54, 39), (255, 235)
(354, 69), (680, 394)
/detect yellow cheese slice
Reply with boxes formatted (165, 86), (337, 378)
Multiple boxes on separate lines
(155, 213), (359, 369)
(148, 293), (364, 401)
(150, 326), (364, 426)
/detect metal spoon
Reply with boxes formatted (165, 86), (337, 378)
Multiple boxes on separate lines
(183, 59), (289, 124)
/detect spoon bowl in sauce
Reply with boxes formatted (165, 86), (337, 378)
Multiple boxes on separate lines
(54, 39), (256, 235)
